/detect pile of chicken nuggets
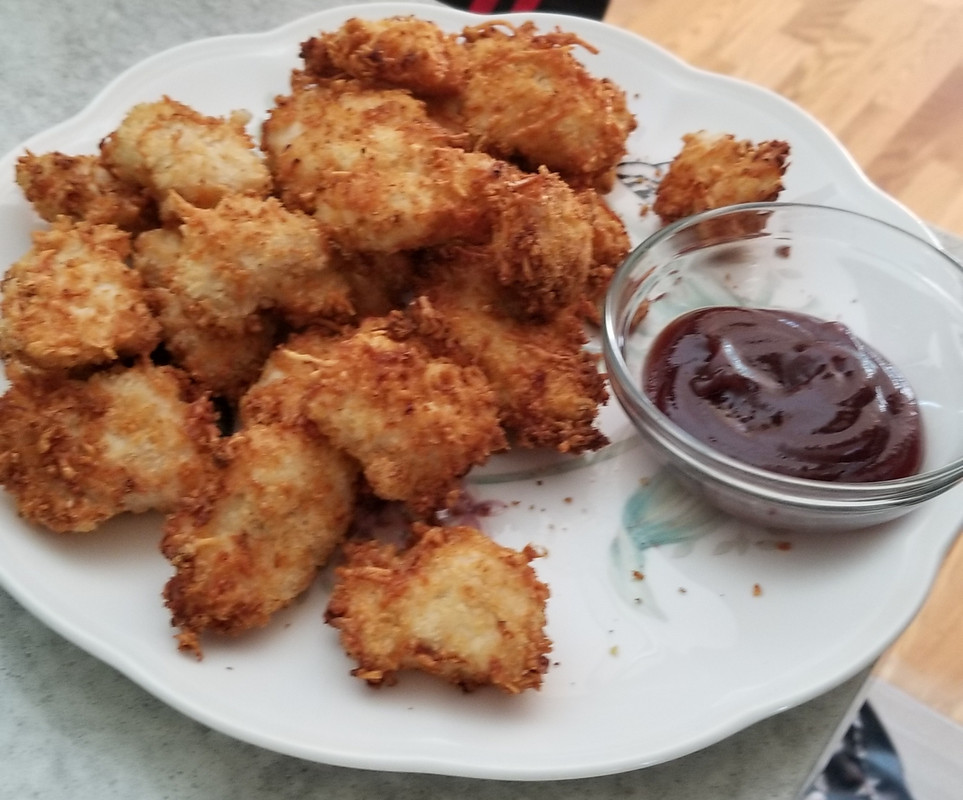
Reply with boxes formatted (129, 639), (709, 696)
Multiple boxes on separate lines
(0, 16), (789, 694)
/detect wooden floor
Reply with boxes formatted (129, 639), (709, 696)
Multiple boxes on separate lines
(603, 0), (963, 725)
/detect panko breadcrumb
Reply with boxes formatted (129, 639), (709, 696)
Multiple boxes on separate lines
(487, 165), (595, 319)
(411, 258), (609, 454)
(162, 419), (359, 657)
(653, 131), (790, 223)
(0, 361), (219, 532)
(0, 16), (793, 684)
(100, 96), (271, 219)
(298, 17), (635, 192)
(325, 524), (551, 693)
(455, 21), (636, 191)
(150, 193), (353, 331)
(132, 227), (281, 400)
(300, 15), (467, 96)
(299, 316), (508, 516)
(15, 151), (155, 231)
(0, 218), (161, 371)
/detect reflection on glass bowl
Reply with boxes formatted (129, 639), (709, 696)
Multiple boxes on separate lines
(602, 202), (963, 532)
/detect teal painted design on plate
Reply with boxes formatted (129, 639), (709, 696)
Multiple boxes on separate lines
(620, 471), (720, 556)
(609, 470), (721, 617)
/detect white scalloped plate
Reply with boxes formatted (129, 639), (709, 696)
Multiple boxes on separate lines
(1, 2), (960, 781)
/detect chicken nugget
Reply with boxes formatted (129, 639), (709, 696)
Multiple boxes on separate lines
(0, 361), (219, 533)
(133, 227), (280, 400)
(0, 218), (161, 371)
(486, 165), (595, 319)
(300, 16), (467, 96)
(100, 96), (271, 219)
(262, 79), (500, 253)
(455, 21), (636, 191)
(237, 327), (343, 428)
(411, 257), (609, 454)
(15, 151), (155, 231)
(139, 194), (352, 331)
(298, 316), (507, 516)
(325, 523), (551, 693)
(653, 131), (790, 224)
(162, 420), (359, 656)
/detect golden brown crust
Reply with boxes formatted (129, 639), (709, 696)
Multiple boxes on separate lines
(262, 79), (499, 253)
(144, 193), (353, 331)
(411, 255), (609, 454)
(325, 524), (551, 692)
(236, 328), (343, 429)
(162, 420), (359, 656)
(455, 21), (636, 191)
(0, 361), (219, 532)
(300, 16), (467, 96)
(298, 316), (508, 516)
(297, 19), (637, 191)
(486, 166), (595, 319)
(0, 219), (161, 371)
(15, 151), (155, 231)
(100, 96), (271, 218)
(653, 131), (790, 223)
(0, 16), (646, 669)
(577, 187), (631, 311)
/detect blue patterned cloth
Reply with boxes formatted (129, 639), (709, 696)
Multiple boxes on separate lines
(805, 703), (915, 800)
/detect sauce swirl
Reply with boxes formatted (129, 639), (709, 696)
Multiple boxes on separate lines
(643, 307), (922, 482)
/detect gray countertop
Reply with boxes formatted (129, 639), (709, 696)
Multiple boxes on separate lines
(1, 1), (959, 797)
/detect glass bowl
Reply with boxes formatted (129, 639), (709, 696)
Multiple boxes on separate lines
(601, 202), (963, 531)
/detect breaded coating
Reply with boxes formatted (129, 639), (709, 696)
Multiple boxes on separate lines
(140, 194), (353, 332)
(0, 219), (161, 371)
(157, 306), (277, 401)
(487, 165), (595, 319)
(298, 316), (507, 516)
(333, 249), (419, 319)
(0, 361), (219, 533)
(15, 151), (155, 231)
(238, 327), (344, 428)
(162, 420), (359, 656)
(129, 225), (184, 287)
(326, 524), (551, 692)
(455, 22), (636, 190)
(100, 96), (271, 219)
(262, 79), (501, 253)
(412, 259), (609, 453)
(133, 227), (280, 400)
(577, 187), (631, 310)
(653, 131), (790, 223)
(300, 16), (467, 96)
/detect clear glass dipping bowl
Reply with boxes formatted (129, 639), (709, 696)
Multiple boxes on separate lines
(601, 202), (963, 531)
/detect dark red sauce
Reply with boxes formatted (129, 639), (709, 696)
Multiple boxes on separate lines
(643, 307), (922, 482)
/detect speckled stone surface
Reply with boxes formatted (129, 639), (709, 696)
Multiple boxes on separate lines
(0, 585), (870, 800)
(1, 1), (959, 797)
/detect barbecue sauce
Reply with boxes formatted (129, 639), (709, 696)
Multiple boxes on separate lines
(643, 307), (922, 481)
